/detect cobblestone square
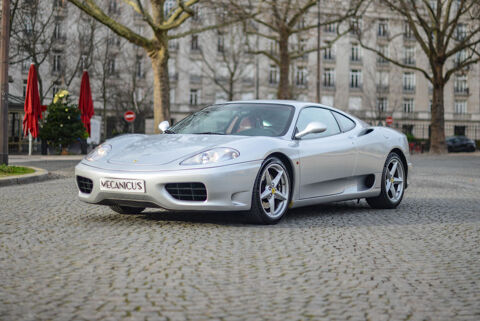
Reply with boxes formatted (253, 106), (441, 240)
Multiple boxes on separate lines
(1, 154), (479, 320)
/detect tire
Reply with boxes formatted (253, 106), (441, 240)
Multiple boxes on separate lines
(246, 157), (291, 224)
(109, 205), (145, 215)
(366, 152), (405, 209)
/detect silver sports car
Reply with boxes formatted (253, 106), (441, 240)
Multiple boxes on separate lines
(75, 100), (411, 224)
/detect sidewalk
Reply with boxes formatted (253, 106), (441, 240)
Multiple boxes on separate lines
(8, 155), (85, 163)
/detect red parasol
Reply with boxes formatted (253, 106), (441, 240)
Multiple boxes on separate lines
(22, 64), (42, 138)
(78, 71), (94, 136)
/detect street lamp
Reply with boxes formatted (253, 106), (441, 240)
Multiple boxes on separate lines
(316, 0), (321, 103)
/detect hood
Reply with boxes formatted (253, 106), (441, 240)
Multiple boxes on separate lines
(106, 134), (249, 166)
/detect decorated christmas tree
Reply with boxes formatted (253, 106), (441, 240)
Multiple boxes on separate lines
(39, 90), (87, 153)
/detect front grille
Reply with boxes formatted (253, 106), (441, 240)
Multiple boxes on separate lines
(77, 176), (93, 194)
(165, 183), (207, 201)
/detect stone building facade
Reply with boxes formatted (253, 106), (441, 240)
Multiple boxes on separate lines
(7, 0), (480, 146)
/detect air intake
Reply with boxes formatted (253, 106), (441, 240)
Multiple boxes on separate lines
(165, 183), (207, 201)
(76, 176), (93, 194)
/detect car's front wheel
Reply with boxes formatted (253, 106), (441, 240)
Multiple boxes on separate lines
(366, 152), (405, 209)
(109, 205), (145, 215)
(247, 157), (291, 224)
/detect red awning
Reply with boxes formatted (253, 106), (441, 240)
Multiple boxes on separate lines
(78, 71), (94, 136)
(22, 64), (42, 138)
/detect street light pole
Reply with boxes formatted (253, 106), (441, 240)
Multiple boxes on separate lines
(0, 0), (11, 165)
(315, 0), (321, 103)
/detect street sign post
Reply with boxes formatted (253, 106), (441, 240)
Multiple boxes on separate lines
(124, 110), (135, 133)
(124, 110), (136, 123)
(386, 116), (393, 126)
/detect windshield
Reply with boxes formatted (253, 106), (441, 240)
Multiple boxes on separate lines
(169, 103), (295, 137)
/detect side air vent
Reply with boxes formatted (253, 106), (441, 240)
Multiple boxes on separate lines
(77, 176), (93, 194)
(358, 128), (374, 137)
(165, 183), (207, 201)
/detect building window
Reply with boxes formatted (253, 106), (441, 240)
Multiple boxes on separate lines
(454, 101), (467, 114)
(23, 80), (28, 97)
(456, 23), (466, 40)
(455, 49), (467, 65)
(323, 68), (335, 87)
(377, 97), (388, 112)
(376, 71), (389, 91)
(295, 66), (306, 86)
(351, 44), (361, 62)
(189, 89), (199, 105)
(53, 22), (62, 40)
(53, 54), (62, 72)
(378, 20), (388, 37)
(324, 22), (336, 33)
(217, 33), (224, 53)
(52, 83), (60, 98)
(350, 69), (362, 89)
(404, 46), (415, 65)
(454, 74), (468, 93)
(108, 0), (118, 14)
(164, 0), (175, 17)
(107, 57), (116, 75)
(403, 72), (415, 92)
(191, 5), (201, 21)
(268, 65), (278, 84)
(348, 97), (362, 111)
(323, 44), (334, 60)
(80, 55), (88, 70)
(404, 22), (414, 39)
(191, 35), (199, 51)
(403, 98), (414, 113)
(350, 18), (361, 35)
(269, 40), (278, 54)
(136, 56), (144, 78)
(377, 45), (389, 63)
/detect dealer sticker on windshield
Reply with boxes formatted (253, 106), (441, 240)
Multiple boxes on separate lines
(99, 178), (146, 193)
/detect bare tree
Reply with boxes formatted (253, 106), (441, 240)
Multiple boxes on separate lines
(242, 0), (365, 99)
(67, 0), (246, 133)
(357, 0), (480, 153)
(9, 0), (57, 103)
(195, 24), (253, 101)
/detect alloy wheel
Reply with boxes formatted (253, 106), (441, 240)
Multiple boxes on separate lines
(259, 163), (290, 218)
(385, 158), (404, 203)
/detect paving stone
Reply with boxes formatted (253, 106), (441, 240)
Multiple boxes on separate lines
(0, 154), (479, 320)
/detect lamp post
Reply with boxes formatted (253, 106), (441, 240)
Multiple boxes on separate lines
(0, 0), (11, 165)
(315, 0), (321, 103)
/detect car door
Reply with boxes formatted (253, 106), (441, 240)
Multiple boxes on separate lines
(296, 107), (357, 199)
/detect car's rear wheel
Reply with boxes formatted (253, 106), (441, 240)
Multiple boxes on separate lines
(366, 152), (405, 209)
(247, 157), (291, 224)
(109, 205), (145, 215)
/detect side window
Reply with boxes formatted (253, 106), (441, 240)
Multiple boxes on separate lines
(333, 112), (356, 132)
(296, 107), (340, 139)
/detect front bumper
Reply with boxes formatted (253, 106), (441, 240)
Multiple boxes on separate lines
(75, 160), (262, 211)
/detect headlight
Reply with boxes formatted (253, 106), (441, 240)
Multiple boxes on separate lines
(86, 144), (112, 161)
(180, 147), (239, 165)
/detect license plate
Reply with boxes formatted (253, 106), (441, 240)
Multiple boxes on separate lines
(99, 178), (146, 193)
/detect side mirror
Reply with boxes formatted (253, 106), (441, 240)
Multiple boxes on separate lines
(295, 121), (327, 139)
(158, 120), (170, 133)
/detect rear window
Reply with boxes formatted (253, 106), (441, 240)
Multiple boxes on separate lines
(333, 112), (356, 132)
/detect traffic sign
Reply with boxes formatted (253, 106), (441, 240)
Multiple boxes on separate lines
(124, 110), (136, 123)
(386, 116), (393, 126)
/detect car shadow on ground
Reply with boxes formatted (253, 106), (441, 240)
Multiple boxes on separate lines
(107, 196), (479, 228)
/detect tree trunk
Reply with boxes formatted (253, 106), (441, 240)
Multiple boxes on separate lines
(228, 74), (234, 101)
(150, 47), (171, 134)
(277, 32), (291, 99)
(430, 79), (446, 154)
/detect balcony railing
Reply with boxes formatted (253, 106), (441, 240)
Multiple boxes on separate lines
(403, 86), (415, 94)
(454, 87), (469, 95)
(376, 85), (389, 93)
(403, 58), (416, 66)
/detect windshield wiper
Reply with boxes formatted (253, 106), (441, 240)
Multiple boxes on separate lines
(164, 129), (175, 134)
(192, 132), (225, 135)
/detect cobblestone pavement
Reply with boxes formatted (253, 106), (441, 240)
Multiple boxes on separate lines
(1, 154), (479, 321)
